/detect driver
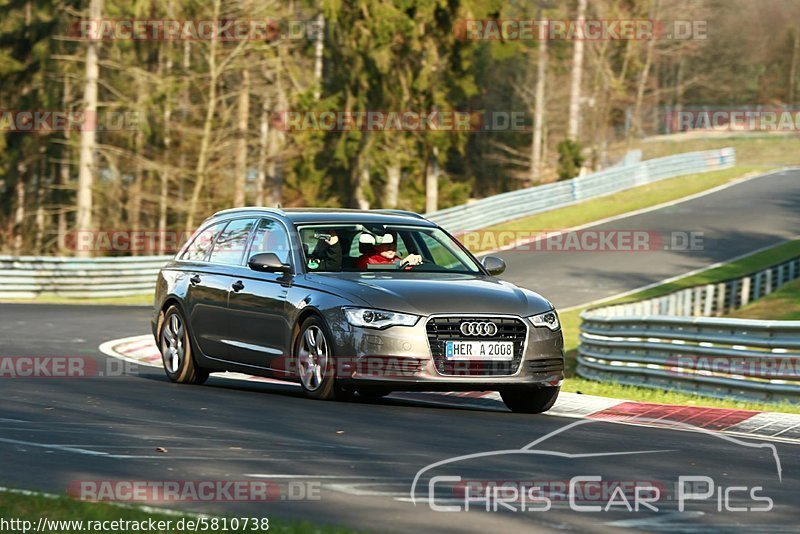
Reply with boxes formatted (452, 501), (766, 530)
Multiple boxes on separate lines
(356, 232), (423, 270)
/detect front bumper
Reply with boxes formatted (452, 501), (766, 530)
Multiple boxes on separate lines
(329, 313), (565, 389)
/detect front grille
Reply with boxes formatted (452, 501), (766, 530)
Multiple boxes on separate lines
(527, 357), (564, 375)
(426, 316), (527, 376)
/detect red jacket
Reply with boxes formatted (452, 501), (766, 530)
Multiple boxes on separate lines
(355, 253), (400, 270)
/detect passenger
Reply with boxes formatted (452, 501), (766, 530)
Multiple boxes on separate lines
(307, 230), (342, 271)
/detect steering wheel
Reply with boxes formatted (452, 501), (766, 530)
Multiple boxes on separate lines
(400, 256), (429, 270)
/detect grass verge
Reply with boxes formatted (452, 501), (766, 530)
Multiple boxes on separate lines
(560, 238), (800, 414)
(0, 490), (353, 534)
(637, 133), (800, 167)
(725, 277), (800, 321)
(467, 165), (768, 254)
(606, 238), (800, 305)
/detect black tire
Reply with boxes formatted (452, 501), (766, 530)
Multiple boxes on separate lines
(294, 316), (350, 400)
(159, 305), (209, 385)
(357, 387), (392, 399)
(500, 386), (560, 414)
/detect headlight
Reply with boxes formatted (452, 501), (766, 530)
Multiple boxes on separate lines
(529, 310), (560, 331)
(344, 308), (420, 329)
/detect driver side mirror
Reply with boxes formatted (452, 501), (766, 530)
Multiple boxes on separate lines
(248, 252), (291, 273)
(481, 255), (506, 276)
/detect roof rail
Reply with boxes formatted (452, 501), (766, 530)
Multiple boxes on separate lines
(374, 209), (427, 220)
(211, 206), (284, 218)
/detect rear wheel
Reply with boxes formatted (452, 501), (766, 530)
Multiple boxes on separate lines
(159, 305), (209, 385)
(500, 386), (560, 414)
(295, 316), (351, 400)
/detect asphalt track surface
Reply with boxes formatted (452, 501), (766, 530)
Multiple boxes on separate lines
(2, 169), (800, 532)
(498, 168), (800, 308)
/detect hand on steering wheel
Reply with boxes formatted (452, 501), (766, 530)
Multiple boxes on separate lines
(400, 254), (425, 268)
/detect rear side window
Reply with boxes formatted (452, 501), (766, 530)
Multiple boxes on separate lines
(249, 218), (292, 265)
(180, 222), (226, 262)
(208, 218), (257, 265)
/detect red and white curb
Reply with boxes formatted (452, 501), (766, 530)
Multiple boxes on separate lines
(100, 335), (800, 444)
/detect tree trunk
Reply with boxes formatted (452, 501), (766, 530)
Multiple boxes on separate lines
(383, 164), (401, 208)
(530, 18), (548, 183)
(789, 31), (799, 103)
(256, 92), (269, 206)
(129, 71), (146, 256)
(75, 0), (103, 257)
(567, 0), (586, 140)
(632, 0), (659, 138)
(313, 12), (325, 101)
(13, 174), (25, 255)
(674, 57), (684, 120)
(34, 166), (45, 254)
(352, 129), (372, 210)
(158, 43), (173, 255)
(354, 166), (370, 210)
(58, 74), (72, 253)
(265, 67), (286, 206)
(186, 0), (220, 231)
(234, 68), (250, 207)
(425, 146), (439, 214)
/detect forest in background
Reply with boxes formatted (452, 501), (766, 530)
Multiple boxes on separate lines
(1, 0), (800, 255)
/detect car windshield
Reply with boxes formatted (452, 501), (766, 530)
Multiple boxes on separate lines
(297, 224), (482, 274)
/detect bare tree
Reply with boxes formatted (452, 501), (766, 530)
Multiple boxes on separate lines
(632, 0), (660, 138)
(75, 0), (103, 257)
(313, 12), (325, 101)
(425, 146), (439, 214)
(567, 0), (587, 140)
(790, 30), (799, 103)
(233, 68), (250, 207)
(186, 0), (221, 231)
(531, 18), (548, 182)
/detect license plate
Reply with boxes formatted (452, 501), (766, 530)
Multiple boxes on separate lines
(444, 341), (514, 360)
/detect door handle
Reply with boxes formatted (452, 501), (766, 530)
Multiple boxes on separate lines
(232, 280), (245, 292)
(190, 274), (201, 286)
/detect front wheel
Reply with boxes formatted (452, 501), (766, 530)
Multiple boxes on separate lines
(295, 316), (351, 400)
(500, 386), (560, 414)
(159, 305), (209, 385)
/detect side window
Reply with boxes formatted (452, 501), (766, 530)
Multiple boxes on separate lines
(181, 222), (226, 262)
(208, 218), (257, 265)
(249, 218), (292, 265)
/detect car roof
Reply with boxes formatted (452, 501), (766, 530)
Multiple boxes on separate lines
(206, 207), (437, 227)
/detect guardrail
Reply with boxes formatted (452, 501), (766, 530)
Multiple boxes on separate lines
(0, 255), (171, 299)
(427, 148), (736, 235)
(577, 255), (800, 404)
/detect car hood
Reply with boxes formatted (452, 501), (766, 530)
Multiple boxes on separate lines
(306, 272), (554, 316)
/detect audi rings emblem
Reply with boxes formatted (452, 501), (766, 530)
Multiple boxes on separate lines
(459, 321), (498, 337)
